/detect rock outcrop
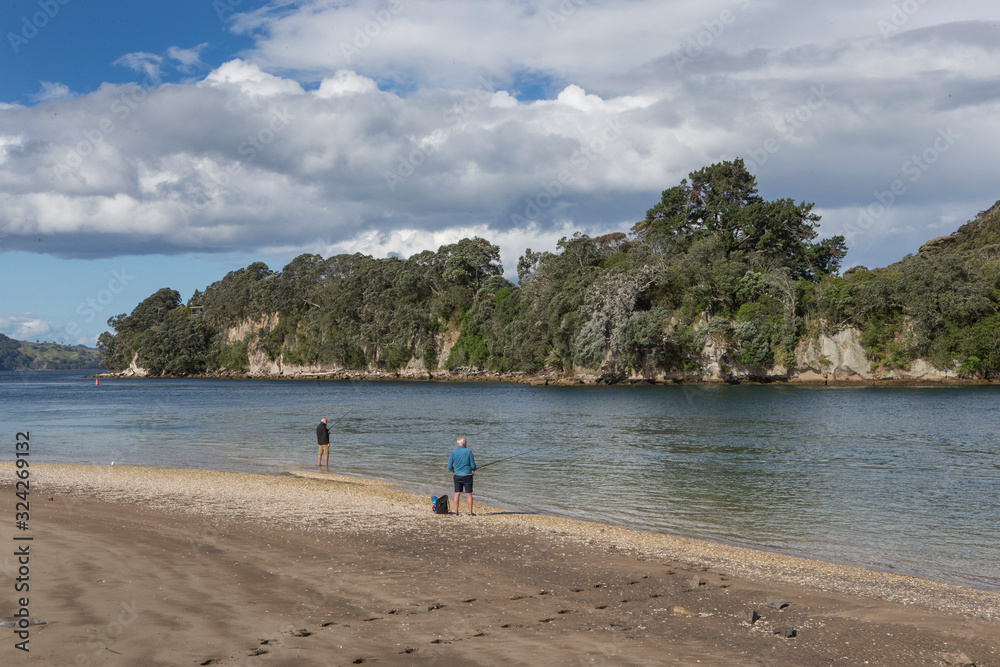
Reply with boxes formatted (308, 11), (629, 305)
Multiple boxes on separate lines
(108, 319), (976, 385)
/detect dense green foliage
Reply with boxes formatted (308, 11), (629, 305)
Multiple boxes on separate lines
(97, 161), (1000, 379)
(0, 334), (103, 370)
(815, 232), (1000, 375)
(0, 334), (29, 370)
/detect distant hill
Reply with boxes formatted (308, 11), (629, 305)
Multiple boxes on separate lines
(0, 334), (104, 371)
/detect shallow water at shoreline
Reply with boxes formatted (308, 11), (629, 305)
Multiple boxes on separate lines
(3, 369), (999, 591)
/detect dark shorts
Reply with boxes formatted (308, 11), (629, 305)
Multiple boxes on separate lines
(453, 474), (474, 493)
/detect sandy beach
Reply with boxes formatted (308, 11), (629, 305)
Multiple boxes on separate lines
(1, 463), (998, 666)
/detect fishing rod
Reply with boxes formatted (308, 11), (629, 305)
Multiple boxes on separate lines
(477, 448), (533, 470)
(328, 407), (355, 427)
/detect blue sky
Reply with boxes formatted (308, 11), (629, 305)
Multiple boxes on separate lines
(2, 1), (999, 345)
(2, 1), (262, 99)
(1, 0), (273, 341)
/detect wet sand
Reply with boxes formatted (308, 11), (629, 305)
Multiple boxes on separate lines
(1, 463), (998, 666)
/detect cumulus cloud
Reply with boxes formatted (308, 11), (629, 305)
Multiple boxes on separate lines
(0, 58), (669, 260)
(0, 314), (63, 343)
(1, 1), (999, 272)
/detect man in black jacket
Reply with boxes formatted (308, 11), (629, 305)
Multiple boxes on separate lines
(317, 417), (330, 468)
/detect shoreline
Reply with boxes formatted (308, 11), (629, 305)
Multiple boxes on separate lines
(5, 462), (999, 620)
(11, 459), (998, 596)
(2, 463), (998, 665)
(92, 367), (1000, 387)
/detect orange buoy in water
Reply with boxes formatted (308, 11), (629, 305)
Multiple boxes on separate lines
(95, 378), (99, 385)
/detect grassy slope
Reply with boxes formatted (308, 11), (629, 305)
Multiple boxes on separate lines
(0, 334), (104, 370)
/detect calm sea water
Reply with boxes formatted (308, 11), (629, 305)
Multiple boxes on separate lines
(2, 370), (998, 590)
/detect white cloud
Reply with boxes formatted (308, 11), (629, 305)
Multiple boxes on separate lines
(200, 59), (305, 97)
(167, 44), (209, 72)
(1, 2), (999, 274)
(31, 82), (73, 103)
(113, 51), (164, 85)
(0, 313), (61, 342)
(315, 70), (379, 98)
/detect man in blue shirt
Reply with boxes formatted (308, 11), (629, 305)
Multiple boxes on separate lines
(448, 437), (477, 516)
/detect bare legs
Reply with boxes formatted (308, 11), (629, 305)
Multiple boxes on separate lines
(453, 491), (474, 515)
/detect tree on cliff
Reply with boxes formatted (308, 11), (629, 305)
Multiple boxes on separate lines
(633, 159), (847, 280)
(98, 288), (182, 371)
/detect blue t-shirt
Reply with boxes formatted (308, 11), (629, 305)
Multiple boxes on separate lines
(448, 446), (476, 476)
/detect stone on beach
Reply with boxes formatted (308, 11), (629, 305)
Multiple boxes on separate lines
(939, 651), (976, 667)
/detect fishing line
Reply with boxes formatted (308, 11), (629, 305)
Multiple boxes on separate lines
(477, 448), (534, 470)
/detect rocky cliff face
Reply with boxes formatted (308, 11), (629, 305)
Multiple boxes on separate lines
(119, 318), (966, 384)
(237, 317), (448, 379)
(791, 328), (958, 383)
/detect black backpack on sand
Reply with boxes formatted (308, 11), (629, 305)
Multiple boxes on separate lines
(432, 495), (450, 514)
